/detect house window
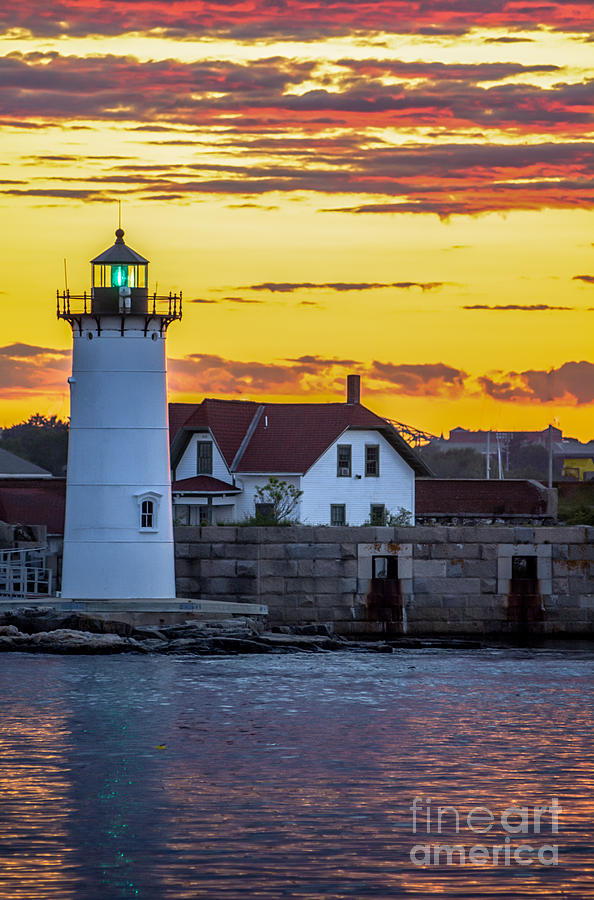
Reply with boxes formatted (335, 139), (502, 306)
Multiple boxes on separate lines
(141, 499), (154, 529)
(370, 503), (386, 525)
(365, 444), (379, 476)
(197, 441), (213, 475)
(330, 504), (346, 526)
(337, 444), (352, 477)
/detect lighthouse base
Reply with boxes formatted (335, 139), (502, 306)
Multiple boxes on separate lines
(0, 597), (268, 629)
(61, 539), (176, 600)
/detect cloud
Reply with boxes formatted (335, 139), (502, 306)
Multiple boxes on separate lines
(167, 352), (594, 407)
(370, 361), (469, 396)
(223, 296), (265, 304)
(0, 343), (70, 398)
(241, 281), (445, 292)
(573, 275), (594, 284)
(479, 362), (594, 405)
(169, 352), (319, 395)
(0, 187), (108, 201)
(2, 51), (592, 216)
(189, 298), (218, 304)
(1, 53), (590, 139)
(0, 343), (70, 359)
(285, 354), (360, 367)
(227, 202), (279, 210)
(171, 352), (471, 402)
(463, 304), (575, 311)
(483, 36), (535, 43)
(0, 1), (590, 40)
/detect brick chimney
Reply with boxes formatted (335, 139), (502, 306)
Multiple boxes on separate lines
(346, 374), (361, 404)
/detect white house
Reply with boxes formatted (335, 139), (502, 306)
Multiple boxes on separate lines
(170, 376), (430, 526)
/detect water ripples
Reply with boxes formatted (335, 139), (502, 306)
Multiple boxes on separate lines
(0, 648), (592, 898)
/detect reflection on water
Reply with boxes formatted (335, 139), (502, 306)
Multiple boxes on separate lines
(0, 649), (592, 899)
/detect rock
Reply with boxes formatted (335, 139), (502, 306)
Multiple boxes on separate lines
(0, 609), (134, 637)
(166, 638), (212, 653)
(211, 637), (271, 654)
(27, 629), (146, 654)
(139, 638), (171, 652)
(132, 626), (168, 641)
(293, 623), (334, 637)
(0, 635), (19, 650)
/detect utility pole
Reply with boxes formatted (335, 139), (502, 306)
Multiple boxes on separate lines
(486, 430), (491, 479)
(548, 423), (553, 489)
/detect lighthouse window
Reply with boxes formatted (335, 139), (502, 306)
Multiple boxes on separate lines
(141, 500), (154, 529)
(111, 265), (128, 288)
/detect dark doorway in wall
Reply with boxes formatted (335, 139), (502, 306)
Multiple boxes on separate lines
(508, 554), (543, 636)
(367, 555), (402, 633)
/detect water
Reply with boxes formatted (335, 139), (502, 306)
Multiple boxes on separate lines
(0, 649), (592, 899)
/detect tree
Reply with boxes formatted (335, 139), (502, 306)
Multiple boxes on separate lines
(364, 506), (412, 526)
(254, 477), (303, 524)
(1, 413), (69, 476)
(508, 442), (556, 481)
(418, 445), (485, 478)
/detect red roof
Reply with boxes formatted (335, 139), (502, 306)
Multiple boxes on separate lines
(172, 475), (241, 494)
(169, 398), (430, 475)
(179, 399), (262, 466)
(0, 479), (66, 534)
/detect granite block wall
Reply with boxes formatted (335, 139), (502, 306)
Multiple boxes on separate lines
(174, 525), (594, 637)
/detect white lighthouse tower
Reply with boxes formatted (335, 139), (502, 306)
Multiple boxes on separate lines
(58, 228), (182, 599)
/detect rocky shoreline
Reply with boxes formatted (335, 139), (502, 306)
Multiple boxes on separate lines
(0, 609), (484, 655)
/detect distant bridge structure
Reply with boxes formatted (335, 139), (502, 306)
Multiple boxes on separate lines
(384, 418), (437, 448)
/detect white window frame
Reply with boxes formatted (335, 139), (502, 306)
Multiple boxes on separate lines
(135, 491), (162, 532)
(330, 504), (346, 526)
(197, 440), (213, 475)
(337, 444), (352, 477)
(365, 444), (380, 477)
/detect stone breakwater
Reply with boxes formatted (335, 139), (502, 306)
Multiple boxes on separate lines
(175, 524), (594, 637)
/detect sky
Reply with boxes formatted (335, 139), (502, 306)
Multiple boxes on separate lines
(0, 1), (593, 441)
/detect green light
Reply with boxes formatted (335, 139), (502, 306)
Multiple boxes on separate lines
(111, 265), (128, 287)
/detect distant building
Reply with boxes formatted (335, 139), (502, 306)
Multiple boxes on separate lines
(558, 441), (594, 481)
(431, 426), (566, 478)
(0, 447), (52, 479)
(415, 478), (556, 523)
(170, 375), (430, 526)
(445, 426), (562, 449)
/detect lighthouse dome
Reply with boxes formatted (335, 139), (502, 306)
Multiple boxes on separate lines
(90, 229), (149, 265)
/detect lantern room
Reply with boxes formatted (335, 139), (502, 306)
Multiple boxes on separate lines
(90, 228), (149, 313)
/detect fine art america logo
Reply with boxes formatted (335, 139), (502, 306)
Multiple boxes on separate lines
(409, 797), (561, 867)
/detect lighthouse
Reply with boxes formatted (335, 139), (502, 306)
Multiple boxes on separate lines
(57, 229), (182, 599)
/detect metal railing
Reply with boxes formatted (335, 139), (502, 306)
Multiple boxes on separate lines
(0, 547), (53, 599)
(57, 290), (182, 319)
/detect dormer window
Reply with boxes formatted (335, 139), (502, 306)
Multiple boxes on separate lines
(337, 444), (351, 477)
(197, 440), (213, 475)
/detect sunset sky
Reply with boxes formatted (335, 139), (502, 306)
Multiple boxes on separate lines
(1, 1), (593, 440)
